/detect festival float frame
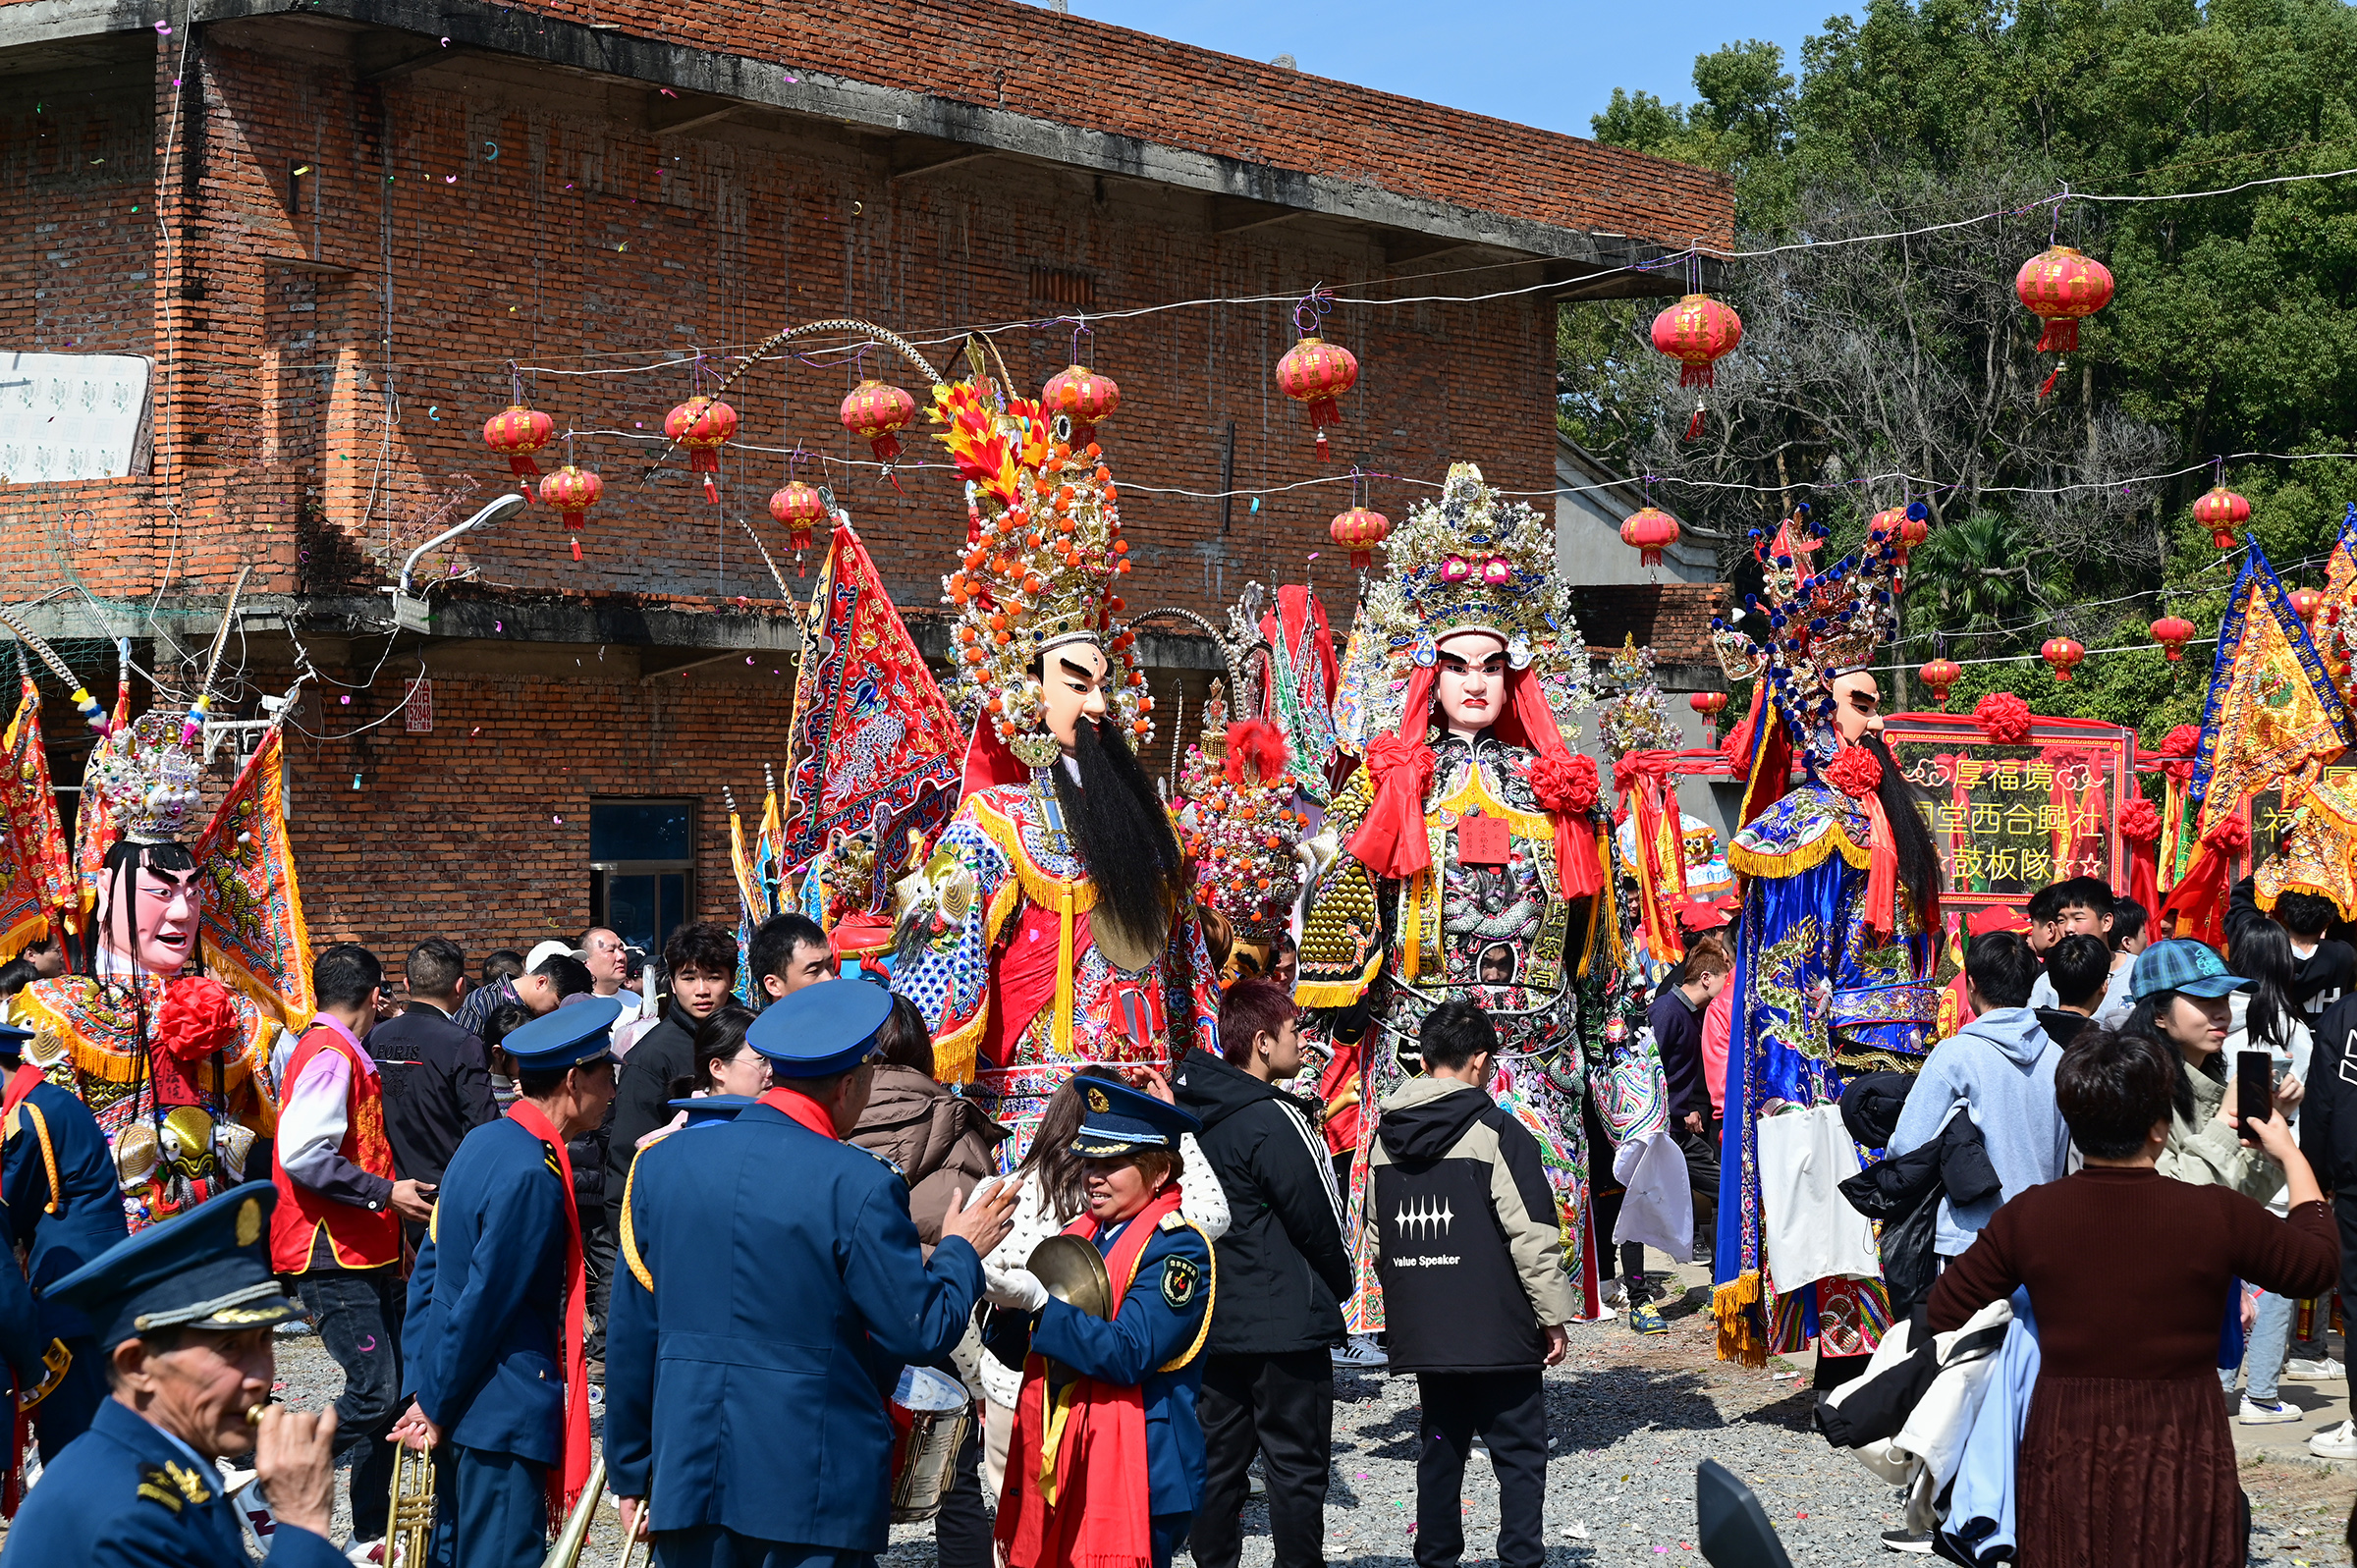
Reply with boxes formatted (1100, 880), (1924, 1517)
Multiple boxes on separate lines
(1881, 712), (2135, 919)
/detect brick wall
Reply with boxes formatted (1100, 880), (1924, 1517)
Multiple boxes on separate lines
(2, 31), (1572, 621)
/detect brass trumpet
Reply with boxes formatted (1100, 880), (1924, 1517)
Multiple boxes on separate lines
(540, 1460), (651, 1568)
(388, 1440), (438, 1568)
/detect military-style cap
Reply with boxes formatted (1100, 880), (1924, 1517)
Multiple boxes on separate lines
(745, 978), (890, 1078)
(1069, 1076), (1201, 1158)
(0, 1022), (33, 1059)
(503, 996), (621, 1073)
(667, 1095), (756, 1130)
(47, 1182), (300, 1349)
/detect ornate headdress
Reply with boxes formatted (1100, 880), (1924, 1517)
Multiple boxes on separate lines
(1710, 507), (1904, 770)
(1357, 462), (1590, 728)
(933, 351), (1149, 770)
(82, 573), (247, 853)
(1344, 462), (1602, 896)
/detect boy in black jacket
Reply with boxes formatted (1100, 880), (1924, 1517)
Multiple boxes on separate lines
(2300, 991), (2357, 1457)
(1176, 979), (1353, 1568)
(1367, 1001), (1576, 1568)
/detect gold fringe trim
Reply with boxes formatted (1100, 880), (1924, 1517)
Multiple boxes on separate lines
(1713, 1271), (1767, 1368)
(1293, 960), (1379, 1011)
(967, 797), (1099, 921)
(1727, 823), (1870, 881)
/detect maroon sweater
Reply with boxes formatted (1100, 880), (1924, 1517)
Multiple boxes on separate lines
(1928, 1166), (2337, 1379)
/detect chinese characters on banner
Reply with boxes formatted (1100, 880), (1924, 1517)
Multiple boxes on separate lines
(1882, 715), (2134, 913)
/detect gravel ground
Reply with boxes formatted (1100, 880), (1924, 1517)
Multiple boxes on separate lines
(210, 1278), (2357, 1567)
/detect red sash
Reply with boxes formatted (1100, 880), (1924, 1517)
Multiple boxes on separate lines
(995, 1184), (1184, 1568)
(508, 1101), (590, 1526)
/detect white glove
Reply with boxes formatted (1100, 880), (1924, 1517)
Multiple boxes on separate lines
(984, 1265), (1050, 1313)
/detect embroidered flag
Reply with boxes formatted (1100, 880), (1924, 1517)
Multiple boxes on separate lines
(2193, 541), (2357, 838)
(192, 727), (315, 1029)
(779, 524), (961, 885)
(0, 676), (76, 937)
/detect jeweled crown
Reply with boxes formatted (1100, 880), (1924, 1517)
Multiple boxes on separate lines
(88, 711), (205, 845)
(1711, 508), (1903, 766)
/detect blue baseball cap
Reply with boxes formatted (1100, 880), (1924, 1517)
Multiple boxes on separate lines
(745, 978), (890, 1078)
(502, 996), (621, 1073)
(2130, 939), (2253, 1000)
(1069, 1076), (1201, 1158)
(47, 1183), (301, 1350)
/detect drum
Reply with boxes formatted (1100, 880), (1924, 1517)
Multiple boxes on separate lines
(887, 1365), (970, 1524)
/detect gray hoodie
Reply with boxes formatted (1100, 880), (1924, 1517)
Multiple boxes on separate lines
(1887, 1005), (2070, 1256)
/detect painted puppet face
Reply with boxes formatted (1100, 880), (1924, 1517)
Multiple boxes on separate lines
(1040, 642), (1111, 751)
(1434, 630), (1508, 737)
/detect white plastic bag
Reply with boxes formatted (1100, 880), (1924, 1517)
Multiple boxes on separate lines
(1611, 1130), (1695, 1264)
(1755, 1102), (1881, 1290)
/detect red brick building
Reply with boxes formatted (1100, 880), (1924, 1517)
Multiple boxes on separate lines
(0, 0), (1729, 959)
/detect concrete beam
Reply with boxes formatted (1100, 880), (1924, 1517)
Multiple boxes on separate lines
(646, 91), (742, 136)
(0, 0), (1701, 285)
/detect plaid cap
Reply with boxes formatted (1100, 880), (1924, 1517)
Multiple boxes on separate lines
(2130, 938), (2253, 1000)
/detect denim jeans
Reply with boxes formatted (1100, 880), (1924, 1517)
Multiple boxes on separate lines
(2239, 1290), (2330, 1402)
(295, 1268), (406, 1541)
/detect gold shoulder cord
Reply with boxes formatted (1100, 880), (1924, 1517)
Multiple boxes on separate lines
(620, 1149), (654, 1292)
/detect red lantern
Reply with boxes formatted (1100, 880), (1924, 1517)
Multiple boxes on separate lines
(2015, 245), (2114, 355)
(664, 397), (738, 503)
(538, 465), (604, 562)
(2193, 485), (2251, 551)
(2150, 615), (2196, 662)
(1040, 365), (1121, 448)
(769, 480), (828, 554)
(2290, 587), (2325, 622)
(1275, 337), (1359, 460)
(2041, 635), (2086, 682)
(1688, 689), (1729, 742)
(840, 380), (918, 465)
(1619, 506), (1681, 568)
(1920, 657), (1963, 710)
(1651, 294), (1742, 441)
(482, 405), (555, 489)
(1329, 507), (1391, 570)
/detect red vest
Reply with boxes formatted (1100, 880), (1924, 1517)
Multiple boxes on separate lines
(270, 1024), (401, 1271)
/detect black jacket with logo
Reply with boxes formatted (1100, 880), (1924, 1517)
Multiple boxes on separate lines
(1364, 1076), (1579, 1374)
(1173, 1047), (1352, 1355)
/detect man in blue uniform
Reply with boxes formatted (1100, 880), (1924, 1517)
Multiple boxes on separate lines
(0, 1183), (345, 1566)
(606, 977), (1014, 1566)
(0, 1018), (132, 1457)
(392, 997), (621, 1568)
(987, 1078), (1216, 1568)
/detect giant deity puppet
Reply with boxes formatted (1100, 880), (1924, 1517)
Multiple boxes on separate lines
(10, 617), (311, 1231)
(1294, 462), (1612, 1322)
(1706, 516), (1944, 1367)
(890, 364), (1220, 1151)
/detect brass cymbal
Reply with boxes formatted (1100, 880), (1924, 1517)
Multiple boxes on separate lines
(1025, 1234), (1112, 1320)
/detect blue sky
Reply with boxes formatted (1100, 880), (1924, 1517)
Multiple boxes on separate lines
(1063, 1), (1845, 139)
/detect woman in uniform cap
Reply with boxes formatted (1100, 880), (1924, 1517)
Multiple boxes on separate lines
(988, 1077), (1216, 1568)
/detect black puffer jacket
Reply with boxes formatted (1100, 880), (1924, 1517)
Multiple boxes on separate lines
(1837, 1072), (2000, 1314)
(1173, 1047), (1352, 1355)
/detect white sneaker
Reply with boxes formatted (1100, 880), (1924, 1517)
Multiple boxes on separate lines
(1331, 1333), (1389, 1370)
(2285, 1356), (2345, 1382)
(2239, 1397), (2301, 1425)
(2309, 1419), (2357, 1459)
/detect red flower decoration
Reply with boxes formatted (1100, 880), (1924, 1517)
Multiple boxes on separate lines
(1825, 746), (1884, 799)
(2117, 795), (2162, 844)
(1972, 692), (2033, 745)
(1366, 732), (1435, 797)
(156, 975), (239, 1064)
(2160, 724), (2200, 757)
(2204, 816), (2251, 855)
(1529, 752), (1600, 815)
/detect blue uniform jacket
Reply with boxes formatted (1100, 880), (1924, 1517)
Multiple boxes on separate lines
(6, 1078), (130, 1341)
(0, 1396), (347, 1567)
(1028, 1214), (1215, 1518)
(402, 1116), (568, 1463)
(605, 1101), (985, 1550)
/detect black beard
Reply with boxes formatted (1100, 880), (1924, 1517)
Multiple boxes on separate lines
(1054, 719), (1184, 949)
(1861, 733), (1941, 921)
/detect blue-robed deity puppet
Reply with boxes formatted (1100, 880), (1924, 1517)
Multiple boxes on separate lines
(1707, 511), (1944, 1368)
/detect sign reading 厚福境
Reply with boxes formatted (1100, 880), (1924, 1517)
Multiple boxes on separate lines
(1882, 713), (2135, 912)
